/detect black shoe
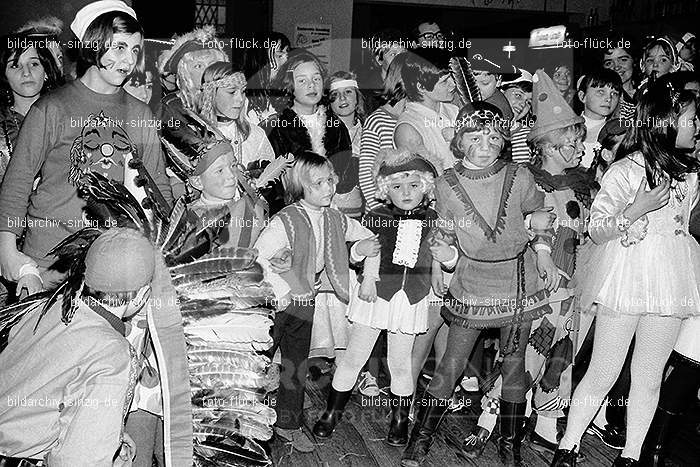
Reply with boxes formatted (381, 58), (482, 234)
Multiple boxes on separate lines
(550, 446), (578, 467)
(497, 399), (528, 467)
(532, 433), (587, 463)
(612, 455), (639, 466)
(639, 407), (675, 467)
(312, 387), (352, 438)
(586, 423), (626, 450)
(386, 393), (412, 447)
(530, 431), (558, 454)
(400, 393), (449, 467)
(462, 426), (490, 458)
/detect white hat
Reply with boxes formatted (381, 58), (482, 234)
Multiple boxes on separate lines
(71, 0), (137, 41)
(500, 68), (533, 87)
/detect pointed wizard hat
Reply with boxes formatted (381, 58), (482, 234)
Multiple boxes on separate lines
(527, 69), (584, 142)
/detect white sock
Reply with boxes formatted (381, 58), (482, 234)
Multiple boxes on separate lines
(535, 415), (558, 444)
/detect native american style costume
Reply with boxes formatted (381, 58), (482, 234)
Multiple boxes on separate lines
(159, 107), (292, 465)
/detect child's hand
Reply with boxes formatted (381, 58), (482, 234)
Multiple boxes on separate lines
(628, 177), (670, 221)
(356, 234), (381, 257)
(269, 248), (292, 274)
(358, 279), (377, 302)
(536, 250), (560, 292)
(431, 265), (447, 297)
(17, 274), (43, 299)
(530, 207), (556, 230)
(429, 238), (454, 264)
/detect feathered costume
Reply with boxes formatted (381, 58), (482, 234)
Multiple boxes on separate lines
(0, 163), (281, 466)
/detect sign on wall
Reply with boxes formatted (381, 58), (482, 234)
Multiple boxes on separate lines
(295, 23), (333, 69)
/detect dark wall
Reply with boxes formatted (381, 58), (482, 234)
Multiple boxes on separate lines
(0, 0), (195, 39)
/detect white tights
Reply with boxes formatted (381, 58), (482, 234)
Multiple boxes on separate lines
(332, 322), (416, 396)
(559, 311), (682, 460)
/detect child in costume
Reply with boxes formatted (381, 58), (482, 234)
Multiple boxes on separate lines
(576, 68), (622, 169)
(266, 50), (354, 216)
(461, 69), (595, 461)
(0, 228), (156, 466)
(199, 61), (275, 170)
(313, 150), (437, 446)
(327, 71), (366, 219)
(253, 151), (379, 452)
(402, 104), (559, 467)
(551, 75), (700, 467)
(499, 69), (534, 164)
(0, 0), (172, 294)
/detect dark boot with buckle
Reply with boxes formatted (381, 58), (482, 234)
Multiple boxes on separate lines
(312, 387), (352, 438)
(551, 446), (578, 467)
(401, 393), (449, 467)
(639, 407), (675, 467)
(387, 393), (412, 446)
(497, 399), (527, 466)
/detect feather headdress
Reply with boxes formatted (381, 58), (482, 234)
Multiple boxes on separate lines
(158, 25), (222, 75)
(160, 109), (233, 179)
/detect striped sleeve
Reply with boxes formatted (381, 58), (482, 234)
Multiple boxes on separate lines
(359, 110), (397, 212)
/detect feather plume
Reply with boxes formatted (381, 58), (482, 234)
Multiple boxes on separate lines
(193, 430), (271, 467)
(254, 154), (294, 190)
(450, 56), (482, 107)
(157, 25), (219, 74)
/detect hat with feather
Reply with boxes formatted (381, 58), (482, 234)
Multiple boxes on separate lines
(158, 25), (224, 76)
(160, 110), (234, 180)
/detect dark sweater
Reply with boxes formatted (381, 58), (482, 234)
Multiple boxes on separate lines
(0, 79), (172, 266)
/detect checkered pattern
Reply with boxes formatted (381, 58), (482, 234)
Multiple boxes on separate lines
(528, 317), (555, 355)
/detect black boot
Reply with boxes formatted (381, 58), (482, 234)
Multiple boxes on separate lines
(387, 393), (412, 447)
(639, 407), (675, 467)
(551, 446), (578, 467)
(312, 387), (352, 438)
(400, 393), (449, 467)
(612, 455), (639, 466)
(497, 399), (527, 467)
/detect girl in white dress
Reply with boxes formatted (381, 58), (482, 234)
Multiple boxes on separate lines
(551, 76), (700, 467)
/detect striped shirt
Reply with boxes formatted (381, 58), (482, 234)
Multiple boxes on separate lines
(359, 107), (397, 212)
(511, 124), (532, 164)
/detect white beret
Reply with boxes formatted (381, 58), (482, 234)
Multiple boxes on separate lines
(71, 0), (137, 41)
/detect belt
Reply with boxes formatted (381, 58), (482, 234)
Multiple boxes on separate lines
(0, 456), (42, 467)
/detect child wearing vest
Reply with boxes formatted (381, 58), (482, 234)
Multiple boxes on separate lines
(253, 151), (379, 452)
(313, 150), (437, 446)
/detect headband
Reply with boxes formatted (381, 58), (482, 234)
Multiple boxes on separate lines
(201, 72), (247, 92)
(329, 79), (358, 91)
(454, 109), (507, 134)
(200, 72), (247, 123)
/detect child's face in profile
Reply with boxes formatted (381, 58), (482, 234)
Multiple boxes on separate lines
(473, 70), (498, 100)
(386, 173), (424, 211)
(293, 61), (323, 108)
(303, 164), (337, 207)
(458, 127), (504, 168)
(579, 85), (620, 119)
(195, 152), (238, 202)
(546, 135), (585, 169)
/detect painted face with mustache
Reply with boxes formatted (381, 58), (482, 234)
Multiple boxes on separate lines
(459, 127), (505, 168)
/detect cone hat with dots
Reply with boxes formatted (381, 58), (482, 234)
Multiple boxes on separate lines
(527, 69), (584, 142)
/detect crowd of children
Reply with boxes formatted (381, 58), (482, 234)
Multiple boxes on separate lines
(0, 1), (698, 467)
